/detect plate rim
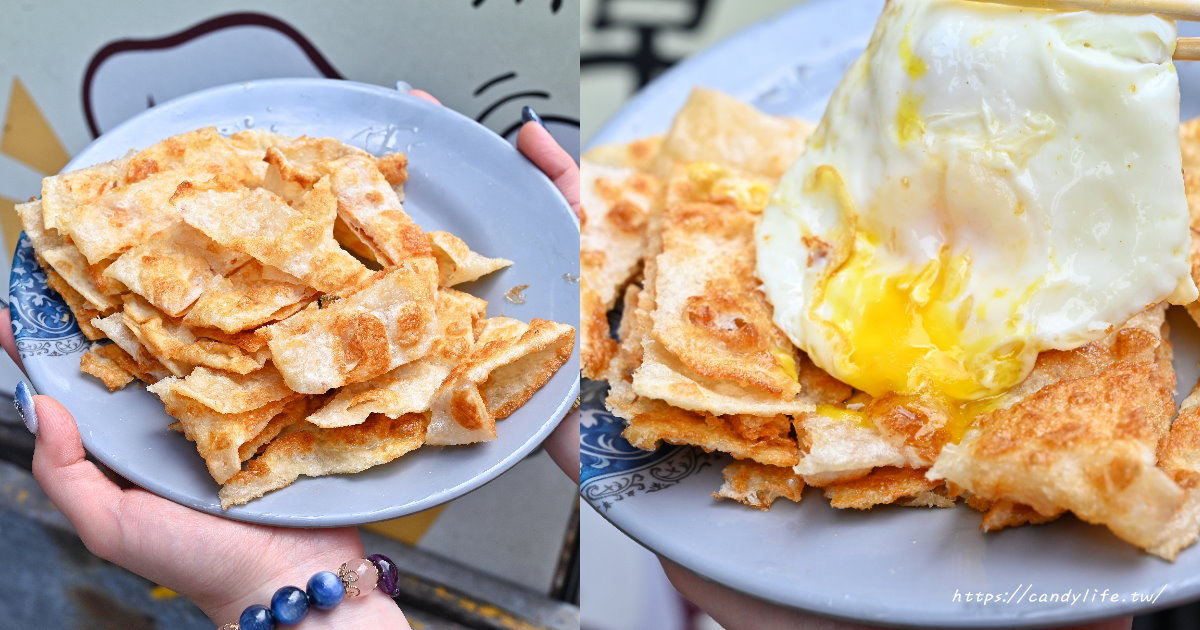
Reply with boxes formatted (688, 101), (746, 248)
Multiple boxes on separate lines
(13, 76), (580, 527)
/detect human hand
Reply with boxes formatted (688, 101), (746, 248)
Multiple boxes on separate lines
(1, 308), (410, 627)
(662, 559), (1133, 630)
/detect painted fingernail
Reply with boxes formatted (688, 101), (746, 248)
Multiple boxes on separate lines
(0, 295), (8, 309)
(395, 80), (413, 93)
(15, 380), (35, 436)
(521, 106), (544, 127)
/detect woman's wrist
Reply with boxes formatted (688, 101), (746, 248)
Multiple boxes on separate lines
(201, 545), (407, 628)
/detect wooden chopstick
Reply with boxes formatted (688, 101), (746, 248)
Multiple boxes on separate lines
(961, 0), (1200, 60)
(1179, 37), (1200, 60)
(961, 0), (1200, 20)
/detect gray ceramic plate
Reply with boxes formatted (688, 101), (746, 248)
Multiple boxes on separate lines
(11, 78), (579, 527)
(581, 1), (1200, 627)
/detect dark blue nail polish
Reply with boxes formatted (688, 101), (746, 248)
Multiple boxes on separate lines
(521, 106), (544, 127)
(0, 295), (8, 309)
(15, 381), (35, 436)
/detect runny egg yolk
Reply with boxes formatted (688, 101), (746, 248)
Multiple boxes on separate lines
(817, 233), (1028, 403)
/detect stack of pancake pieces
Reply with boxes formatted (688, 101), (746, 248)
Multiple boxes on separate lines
(19, 127), (574, 508)
(582, 88), (1200, 560)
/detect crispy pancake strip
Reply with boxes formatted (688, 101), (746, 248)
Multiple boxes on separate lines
(80, 345), (136, 391)
(173, 176), (372, 293)
(426, 317), (575, 445)
(260, 260), (440, 394)
(821, 467), (952, 510)
(158, 391), (306, 484)
(929, 311), (1183, 555)
(325, 154), (432, 266)
(651, 88), (814, 180)
(306, 289), (485, 428)
(182, 261), (314, 334)
(428, 231), (512, 287)
(219, 413), (427, 509)
(580, 158), (660, 378)
(713, 460), (805, 510)
(17, 201), (118, 312)
(648, 163), (799, 399)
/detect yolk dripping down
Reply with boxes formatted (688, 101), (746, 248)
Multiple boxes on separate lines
(815, 232), (1029, 404)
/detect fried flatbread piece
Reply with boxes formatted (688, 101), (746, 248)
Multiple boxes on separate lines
(650, 164), (798, 398)
(797, 307), (1172, 484)
(218, 412), (428, 509)
(713, 460), (805, 510)
(307, 289), (485, 428)
(795, 411), (928, 478)
(103, 224), (248, 317)
(622, 404), (798, 468)
(17, 201), (118, 312)
(1150, 382), (1200, 560)
(260, 260), (440, 393)
(109, 342), (167, 383)
(606, 279), (801, 466)
(583, 136), (663, 171)
(970, 498), (1064, 532)
(376, 152), (408, 196)
(181, 261), (315, 333)
(40, 156), (128, 232)
(65, 172), (193, 265)
(325, 154), (432, 266)
(580, 159), (659, 378)
(173, 176), (371, 293)
(122, 295), (266, 376)
(426, 317), (575, 445)
(929, 309), (1183, 555)
(821, 467), (952, 510)
(149, 365), (293, 415)
(159, 390), (305, 484)
(91, 313), (153, 364)
(123, 127), (272, 186)
(428, 231), (512, 287)
(80, 344), (136, 391)
(42, 265), (104, 340)
(263, 136), (370, 203)
(632, 339), (812, 416)
(651, 88), (814, 180)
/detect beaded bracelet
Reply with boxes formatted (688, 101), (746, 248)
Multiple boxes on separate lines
(220, 553), (401, 629)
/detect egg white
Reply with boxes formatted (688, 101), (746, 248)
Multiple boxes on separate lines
(756, 0), (1197, 401)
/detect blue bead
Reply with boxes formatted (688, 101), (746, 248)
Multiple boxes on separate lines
(238, 604), (275, 630)
(306, 570), (345, 610)
(270, 585), (309, 625)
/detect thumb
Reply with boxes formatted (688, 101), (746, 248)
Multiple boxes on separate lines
(27, 389), (124, 551)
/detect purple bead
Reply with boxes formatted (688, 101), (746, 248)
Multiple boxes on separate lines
(368, 553), (400, 597)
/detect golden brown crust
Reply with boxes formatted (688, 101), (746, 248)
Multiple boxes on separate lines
(713, 460), (804, 510)
(821, 467), (950, 510)
(622, 404), (798, 468)
(24, 127), (575, 508)
(80, 345), (136, 391)
(219, 412), (427, 509)
(580, 158), (661, 379)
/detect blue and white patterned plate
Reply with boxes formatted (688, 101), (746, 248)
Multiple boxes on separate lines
(12, 78), (579, 527)
(580, 1), (1200, 627)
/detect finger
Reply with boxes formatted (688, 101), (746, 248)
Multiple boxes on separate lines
(29, 395), (124, 552)
(409, 89), (441, 106)
(0, 308), (23, 369)
(518, 122), (580, 217)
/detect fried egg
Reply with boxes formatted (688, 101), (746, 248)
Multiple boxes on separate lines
(756, 0), (1197, 402)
